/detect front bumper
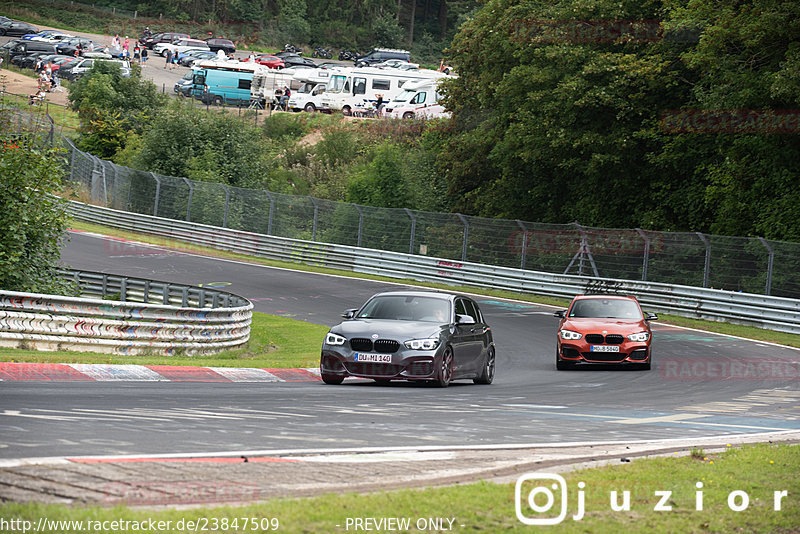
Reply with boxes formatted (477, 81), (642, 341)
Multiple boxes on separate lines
(321, 348), (439, 381)
(558, 341), (650, 364)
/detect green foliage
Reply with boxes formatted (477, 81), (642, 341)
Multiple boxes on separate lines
(0, 134), (71, 294)
(438, 0), (800, 241)
(347, 142), (412, 208)
(68, 61), (167, 158)
(373, 12), (405, 48)
(262, 112), (310, 140)
(131, 104), (270, 189)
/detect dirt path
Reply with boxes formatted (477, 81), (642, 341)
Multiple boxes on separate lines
(1, 68), (70, 106)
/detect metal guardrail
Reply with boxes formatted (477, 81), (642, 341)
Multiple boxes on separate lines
(67, 201), (800, 335)
(0, 268), (252, 355)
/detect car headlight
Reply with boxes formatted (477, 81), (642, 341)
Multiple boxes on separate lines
(325, 332), (347, 346)
(559, 329), (583, 340)
(404, 338), (440, 350)
(627, 332), (650, 342)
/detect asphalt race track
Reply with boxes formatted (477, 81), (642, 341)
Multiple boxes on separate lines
(1, 230), (799, 460)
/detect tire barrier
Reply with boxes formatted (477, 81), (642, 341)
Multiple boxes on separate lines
(0, 269), (252, 355)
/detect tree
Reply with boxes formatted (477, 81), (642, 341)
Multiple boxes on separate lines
(68, 62), (168, 158)
(0, 135), (70, 294)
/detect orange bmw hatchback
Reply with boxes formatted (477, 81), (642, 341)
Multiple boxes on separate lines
(554, 295), (657, 370)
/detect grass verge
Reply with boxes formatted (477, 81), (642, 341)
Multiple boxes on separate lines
(0, 311), (327, 368)
(0, 442), (796, 533)
(67, 219), (800, 348)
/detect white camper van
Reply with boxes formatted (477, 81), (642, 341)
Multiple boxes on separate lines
(250, 67), (299, 108)
(320, 66), (446, 115)
(287, 72), (328, 112)
(385, 78), (450, 119)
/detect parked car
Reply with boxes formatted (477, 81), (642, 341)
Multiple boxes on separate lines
(354, 48), (410, 68)
(154, 38), (209, 57)
(141, 32), (189, 48)
(11, 51), (50, 69)
(23, 30), (72, 42)
(0, 21), (38, 37)
(281, 54), (317, 68)
(6, 41), (59, 61)
(205, 38), (235, 55)
(320, 291), (496, 387)
(554, 295), (657, 370)
(179, 49), (217, 66)
(58, 58), (131, 81)
(173, 70), (194, 96)
(55, 37), (95, 56)
(253, 54), (284, 69)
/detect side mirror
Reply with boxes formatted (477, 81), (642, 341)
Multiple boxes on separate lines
(456, 314), (476, 325)
(554, 310), (566, 319)
(646, 312), (658, 321)
(342, 308), (358, 319)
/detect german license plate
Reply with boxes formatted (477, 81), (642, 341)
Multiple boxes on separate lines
(591, 345), (620, 353)
(354, 353), (392, 362)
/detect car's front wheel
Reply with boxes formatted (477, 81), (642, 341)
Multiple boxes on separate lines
(474, 347), (495, 384)
(321, 373), (344, 385)
(436, 347), (454, 387)
(556, 349), (574, 370)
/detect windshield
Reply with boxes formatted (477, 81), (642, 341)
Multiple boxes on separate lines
(358, 296), (450, 322)
(392, 89), (415, 103)
(298, 82), (313, 93)
(328, 74), (347, 93)
(568, 299), (643, 319)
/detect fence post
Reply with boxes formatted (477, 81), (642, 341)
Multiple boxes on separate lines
(310, 196), (318, 241)
(150, 173), (161, 217)
(222, 184), (230, 228)
(636, 228), (650, 281)
(758, 237), (775, 296)
(405, 208), (416, 255)
(516, 220), (527, 270)
(264, 191), (274, 235)
(457, 213), (469, 262)
(100, 160), (108, 207)
(182, 177), (194, 221)
(696, 232), (711, 288)
(354, 204), (364, 248)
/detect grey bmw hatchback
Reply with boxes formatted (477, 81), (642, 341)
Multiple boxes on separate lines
(320, 291), (495, 387)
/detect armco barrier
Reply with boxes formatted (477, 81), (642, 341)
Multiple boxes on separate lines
(66, 201), (800, 334)
(0, 269), (252, 355)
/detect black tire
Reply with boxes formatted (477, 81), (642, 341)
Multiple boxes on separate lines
(212, 95), (224, 106)
(402, 111), (414, 119)
(304, 103), (316, 112)
(474, 347), (495, 384)
(321, 373), (344, 385)
(641, 358), (652, 371)
(342, 106), (352, 116)
(437, 347), (454, 387)
(556, 349), (573, 370)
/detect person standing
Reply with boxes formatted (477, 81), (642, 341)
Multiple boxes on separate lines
(165, 48), (173, 69)
(141, 47), (148, 66)
(133, 43), (141, 64)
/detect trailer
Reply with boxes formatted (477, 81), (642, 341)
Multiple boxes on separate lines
(287, 72), (329, 112)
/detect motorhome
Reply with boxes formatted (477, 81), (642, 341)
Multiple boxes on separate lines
(320, 66), (446, 115)
(384, 78), (451, 119)
(287, 72), (328, 112)
(191, 60), (263, 105)
(250, 67), (299, 108)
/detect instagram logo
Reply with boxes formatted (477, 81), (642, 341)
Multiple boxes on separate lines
(516, 473), (573, 525)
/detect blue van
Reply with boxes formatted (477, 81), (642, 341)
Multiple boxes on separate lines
(191, 62), (258, 106)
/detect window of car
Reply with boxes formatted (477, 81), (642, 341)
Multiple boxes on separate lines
(569, 299), (642, 319)
(372, 79), (390, 91)
(411, 91), (427, 104)
(455, 299), (470, 320)
(462, 299), (480, 322)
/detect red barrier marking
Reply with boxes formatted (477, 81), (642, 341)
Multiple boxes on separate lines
(0, 362), (93, 381)
(266, 368), (320, 382)
(70, 456), (299, 464)
(145, 365), (232, 382)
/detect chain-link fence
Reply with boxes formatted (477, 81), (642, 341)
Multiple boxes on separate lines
(11, 112), (797, 300)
